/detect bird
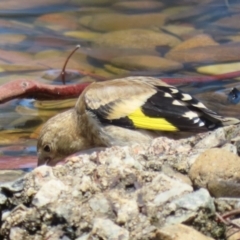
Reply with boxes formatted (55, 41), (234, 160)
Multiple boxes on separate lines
(37, 76), (239, 166)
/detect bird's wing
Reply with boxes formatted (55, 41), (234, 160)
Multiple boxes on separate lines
(80, 76), (239, 132)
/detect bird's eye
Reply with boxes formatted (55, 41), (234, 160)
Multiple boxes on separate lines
(43, 144), (51, 153)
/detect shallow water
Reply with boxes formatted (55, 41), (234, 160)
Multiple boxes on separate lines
(0, 0), (240, 169)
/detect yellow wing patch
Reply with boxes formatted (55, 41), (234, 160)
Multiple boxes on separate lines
(128, 108), (179, 132)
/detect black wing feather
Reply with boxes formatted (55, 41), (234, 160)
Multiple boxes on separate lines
(141, 86), (221, 131)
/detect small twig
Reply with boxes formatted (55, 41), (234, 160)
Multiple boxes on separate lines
(61, 45), (81, 85)
(216, 209), (240, 238)
(216, 212), (230, 225)
(222, 209), (240, 219)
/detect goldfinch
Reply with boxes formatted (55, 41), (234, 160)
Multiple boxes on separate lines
(37, 76), (239, 166)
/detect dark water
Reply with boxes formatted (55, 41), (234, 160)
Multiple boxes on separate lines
(0, 0), (240, 169)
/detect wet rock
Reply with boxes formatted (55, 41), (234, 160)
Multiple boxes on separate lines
(165, 43), (240, 64)
(109, 55), (183, 73)
(0, 50), (31, 63)
(79, 13), (167, 32)
(35, 13), (78, 31)
(113, 1), (164, 13)
(189, 148), (240, 197)
(78, 43), (160, 62)
(157, 223), (214, 240)
(104, 64), (130, 75)
(93, 29), (181, 50)
(162, 5), (195, 19)
(161, 24), (201, 39)
(70, 0), (113, 7)
(33, 49), (62, 59)
(197, 62), (240, 75)
(0, 170), (26, 183)
(64, 30), (100, 40)
(223, 35), (240, 43)
(0, 0), (68, 11)
(0, 34), (26, 46)
(213, 14), (240, 30)
(171, 34), (218, 51)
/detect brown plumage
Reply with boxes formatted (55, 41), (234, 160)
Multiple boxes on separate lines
(37, 77), (239, 166)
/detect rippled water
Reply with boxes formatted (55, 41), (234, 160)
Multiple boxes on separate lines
(0, 0), (240, 169)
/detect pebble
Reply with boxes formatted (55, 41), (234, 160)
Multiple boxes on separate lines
(89, 194), (110, 214)
(92, 218), (129, 240)
(171, 188), (215, 212)
(166, 188), (215, 225)
(157, 223), (214, 240)
(32, 179), (67, 207)
(153, 173), (193, 206)
(189, 148), (240, 197)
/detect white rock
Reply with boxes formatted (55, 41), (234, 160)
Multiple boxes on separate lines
(32, 179), (67, 207)
(92, 218), (129, 240)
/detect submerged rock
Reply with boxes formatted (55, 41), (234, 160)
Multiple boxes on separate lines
(109, 55), (183, 73)
(79, 13), (167, 32)
(92, 29), (181, 50)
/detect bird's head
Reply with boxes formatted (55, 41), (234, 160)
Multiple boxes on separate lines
(37, 109), (89, 166)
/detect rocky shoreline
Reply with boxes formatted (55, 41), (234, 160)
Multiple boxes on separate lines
(1, 125), (240, 239)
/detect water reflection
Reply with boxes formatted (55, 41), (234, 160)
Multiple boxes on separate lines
(0, 0), (240, 169)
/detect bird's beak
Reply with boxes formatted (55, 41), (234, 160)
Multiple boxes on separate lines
(37, 151), (51, 167)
